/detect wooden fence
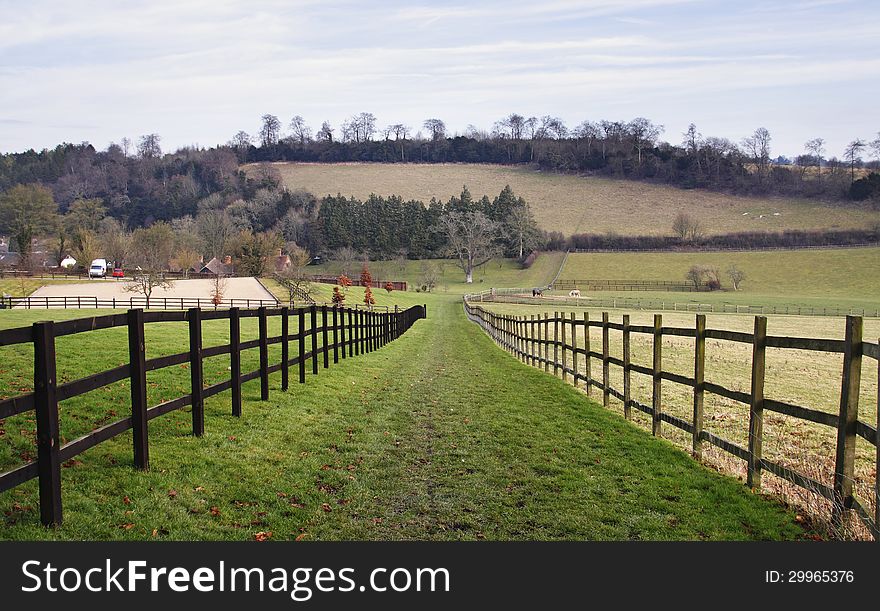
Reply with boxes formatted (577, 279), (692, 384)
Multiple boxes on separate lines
(463, 299), (879, 540)
(0, 295), (394, 312)
(551, 279), (699, 292)
(0, 303), (426, 526)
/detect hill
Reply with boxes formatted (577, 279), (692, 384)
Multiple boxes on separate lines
(261, 162), (880, 237)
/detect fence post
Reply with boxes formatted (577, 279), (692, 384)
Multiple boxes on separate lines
(652, 314), (662, 436)
(127, 309), (149, 469)
(298, 308), (306, 384)
(693, 314), (706, 458)
(569, 313), (578, 388)
(561, 314), (568, 382)
(258, 306), (269, 400)
(354, 309), (360, 356)
(622, 314), (631, 420)
(322, 306), (329, 369)
(553, 312), (560, 376)
(188, 308), (205, 437)
(333, 306), (340, 364)
(832, 315), (863, 530)
(311, 305), (319, 374)
(281, 306), (290, 391)
(602, 312), (610, 408)
(230, 308), (242, 416)
(747, 316), (767, 489)
(543, 313), (550, 373)
(348, 309), (354, 357)
(34, 320), (62, 526)
(584, 312), (592, 396)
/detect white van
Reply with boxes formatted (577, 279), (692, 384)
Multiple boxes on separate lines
(89, 258), (108, 278)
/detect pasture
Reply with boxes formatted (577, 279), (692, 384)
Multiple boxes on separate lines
(479, 301), (879, 537)
(0, 294), (808, 540)
(554, 248), (880, 312)
(260, 162), (880, 236)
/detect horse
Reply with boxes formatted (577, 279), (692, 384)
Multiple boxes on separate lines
(532, 288), (544, 297)
(568, 289), (581, 298)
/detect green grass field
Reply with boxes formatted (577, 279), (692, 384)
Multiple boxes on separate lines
(304, 253), (564, 294)
(478, 301), (879, 537)
(553, 248), (880, 312)
(0, 294), (809, 540)
(258, 162), (880, 236)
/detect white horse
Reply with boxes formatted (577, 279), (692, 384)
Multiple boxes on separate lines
(568, 289), (581, 298)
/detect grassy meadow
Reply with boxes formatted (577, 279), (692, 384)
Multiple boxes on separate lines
(260, 162), (880, 236)
(552, 248), (880, 312)
(479, 301), (879, 537)
(0, 294), (810, 540)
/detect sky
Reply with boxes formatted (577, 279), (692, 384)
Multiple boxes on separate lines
(1, 0), (878, 158)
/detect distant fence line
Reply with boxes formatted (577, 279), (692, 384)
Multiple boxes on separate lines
(462, 297), (879, 540)
(570, 243), (879, 254)
(0, 268), (408, 291)
(551, 279), (699, 292)
(0, 303), (427, 526)
(0, 295), (394, 312)
(463, 288), (880, 319)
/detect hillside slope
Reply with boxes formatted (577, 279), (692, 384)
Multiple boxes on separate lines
(262, 162), (879, 237)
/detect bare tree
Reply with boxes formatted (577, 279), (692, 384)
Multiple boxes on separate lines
(741, 127), (771, 179)
(289, 116), (312, 145)
(672, 212), (702, 241)
(870, 132), (880, 162)
(686, 265), (707, 290)
(315, 121), (334, 142)
(196, 209), (236, 260)
(506, 202), (537, 259)
(440, 211), (500, 283)
(230, 131), (252, 151)
(333, 246), (359, 276)
(423, 118), (446, 141)
(274, 246), (313, 304)
(843, 139), (867, 183)
(627, 117), (663, 168)
(727, 264), (745, 291)
(136, 133), (162, 159)
(260, 114), (282, 147)
(804, 137), (825, 179)
(210, 273), (228, 305)
(419, 261), (441, 292)
(682, 123), (703, 174)
(124, 272), (174, 308)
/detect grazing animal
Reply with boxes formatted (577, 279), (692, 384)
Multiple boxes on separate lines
(532, 288), (544, 297)
(569, 289), (581, 298)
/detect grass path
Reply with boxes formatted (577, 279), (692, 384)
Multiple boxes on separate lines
(1, 295), (806, 540)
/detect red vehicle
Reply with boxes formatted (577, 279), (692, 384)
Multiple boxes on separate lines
(112, 268), (124, 278)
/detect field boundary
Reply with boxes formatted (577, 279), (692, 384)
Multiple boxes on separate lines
(465, 288), (880, 318)
(0, 303), (427, 526)
(462, 295), (879, 540)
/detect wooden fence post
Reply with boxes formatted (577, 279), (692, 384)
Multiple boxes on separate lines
(347, 309), (354, 357)
(281, 307), (290, 391)
(693, 314), (706, 458)
(553, 312), (560, 376)
(188, 308), (205, 437)
(622, 314), (631, 420)
(570, 313), (578, 388)
(34, 320), (62, 526)
(322, 306), (329, 368)
(561, 314), (568, 382)
(584, 312), (591, 396)
(333, 306), (340, 364)
(311, 305), (319, 374)
(298, 308), (306, 384)
(747, 316), (767, 489)
(258, 306), (269, 400)
(544, 313), (550, 373)
(832, 315), (863, 530)
(230, 308), (242, 416)
(652, 313), (662, 436)
(127, 309), (149, 469)
(602, 313), (610, 407)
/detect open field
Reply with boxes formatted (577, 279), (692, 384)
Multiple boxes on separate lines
(0, 295), (808, 540)
(261, 162), (880, 236)
(25, 277), (277, 305)
(554, 248), (880, 312)
(305, 253), (564, 294)
(479, 301), (879, 537)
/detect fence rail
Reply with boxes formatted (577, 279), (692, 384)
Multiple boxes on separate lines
(551, 279), (699, 292)
(463, 298), (880, 540)
(0, 303), (427, 526)
(0, 295), (397, 312)
(464, 289), (880, 319)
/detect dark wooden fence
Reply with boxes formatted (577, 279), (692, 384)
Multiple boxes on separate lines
(551, 279), (699, 292)
(0, 295), (395, 312)
(0, 303), (426, 526)
(463, 299), (879, 540)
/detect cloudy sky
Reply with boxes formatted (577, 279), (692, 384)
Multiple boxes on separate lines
(1, 0), (878, 157)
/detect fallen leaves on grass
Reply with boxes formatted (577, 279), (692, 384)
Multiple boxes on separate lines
(254, 531), (273, 542)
